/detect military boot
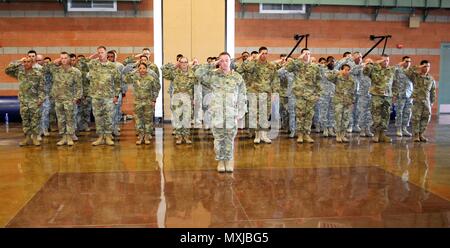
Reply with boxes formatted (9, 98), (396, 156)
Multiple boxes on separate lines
(19, 134), (32, 146)
(341, 133), (349, 143)
(336, 132), (342, 143)
(66, 134), (74, 146)
(144, 134), (152, 145)
(136, 134), (144, 145)
(328, 128), (336, 137)
(296, 133), (304, 143)
(419, 133), (428, 142)
(413, 133), (421, 142)
(92, 135), (105, 146)
(57, 135), (67, 146)
(396, 127), (403, 137)
(32, 134), (41, 146)
(260, 131), (271, 144)
(184, 135), (192, 144)
(175, 135), (183, 145)
(105, 134), (115, 146)
(402, 127), (412, 137)
(323, 128), (329, 137)
(379, 131), (392, 143)
(225, 160), (234, 173)
(253, 131), (261, 144)
(304, 134), (315, 143)
(365, 128), (374, 137)
(372, 130), (380, 143)
(217, 161), (225, 173)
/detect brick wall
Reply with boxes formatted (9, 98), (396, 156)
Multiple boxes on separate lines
(0, 0), (154, 115)
(235, 1), (450, 113)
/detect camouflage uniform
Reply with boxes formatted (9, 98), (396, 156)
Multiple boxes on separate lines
(405, 67), (436, 136)
(393, 66), (414, 129)
(40, 68), (56, 134)
(84, 59), (121, 136)
(112, 61), (125, 135)
(195, 64), (247, 161)
(43, 64), (83, 136)
(278, 67), (296, 134)
(285, 59), (322, 136)
(124, 70), (160, 136)
(363, 63), (395, 138)
(75, 59), (91, 131)
(336, 57), (360, 131)
(162, 63), (196, 136)
(5, 61), (45, 137)
(236, 60), (280, 131)
(351, 64), (373, 133)
(325, 71), (356, 134)
(318, 66), (336, 132)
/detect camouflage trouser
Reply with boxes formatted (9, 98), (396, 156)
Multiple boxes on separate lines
(395, 97), (412, 128)
(73, 102), (78, 131)
(370, 95), (392, 131)
(55, 100), (75, 135)
(357, 94), (372, 129)
(92, 98), (114, 135)
(202, 88), (212, 129)
(112, 94), (123, 134)
(247, 92), (271, 131)
(134, 100), (155, 135)
(40, 97), (56, 133)
(19, 100), (41, 135)
(193, 83), (203, 128)
(348, 94), (359, 128)
(280, 96), (297, 132)
(171, 93), (191, 136)
(212, 128), (237, 161)
(412, 99), (431, 134)
(295, 97), (317, 134)
(313, 101), (320, 128)
(77, 96), (92, 131)
(334, 100), (352, 133)
(319, 94), (335, 129)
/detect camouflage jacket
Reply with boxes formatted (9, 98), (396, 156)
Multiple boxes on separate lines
(161, 63), (196, 96)
(124, 71), (161, 102)
(405, 67), (436, 103)
(319, 65), (336, 97)
(75, 60), (90, 97)
(325, 71), (356, 105)
(42, 64), (82, 102)
(5, 61), (45, 103)
(236, 60), (280, 94)
(363, 63), (395, 97)
(277, 67), (295, 98)
(285, 59), (322, 100)
(82, 59), (121, 99)
(393, 66), (414, 99)
(195, 64), (247, 129)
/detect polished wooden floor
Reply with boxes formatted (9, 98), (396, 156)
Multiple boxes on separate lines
(1, 116), (450, 227)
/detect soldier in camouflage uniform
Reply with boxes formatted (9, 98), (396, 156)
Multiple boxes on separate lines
(318, 56), (336, 137)
(43, 52), (83, 146)
(285, 48), (322, 143)
(37, 55), (54, 137)
(363, 54), (396, 143)
(393, 56), (414, 137)
(236, 46), (280, 144)
(195, 52), (247, 173)
(277, 57), (297, 138)
(162, 56), (197, 144)
(82, 46), (121, 146)
(5, 57), (45, 146)
(324, 64), (356, 143)
(404, 60), (436, 142)
(74, 54), (91, 132)
(124, 63), (161, 145)
(346, 54), (374, 137)
(107, 50), (125, 137)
